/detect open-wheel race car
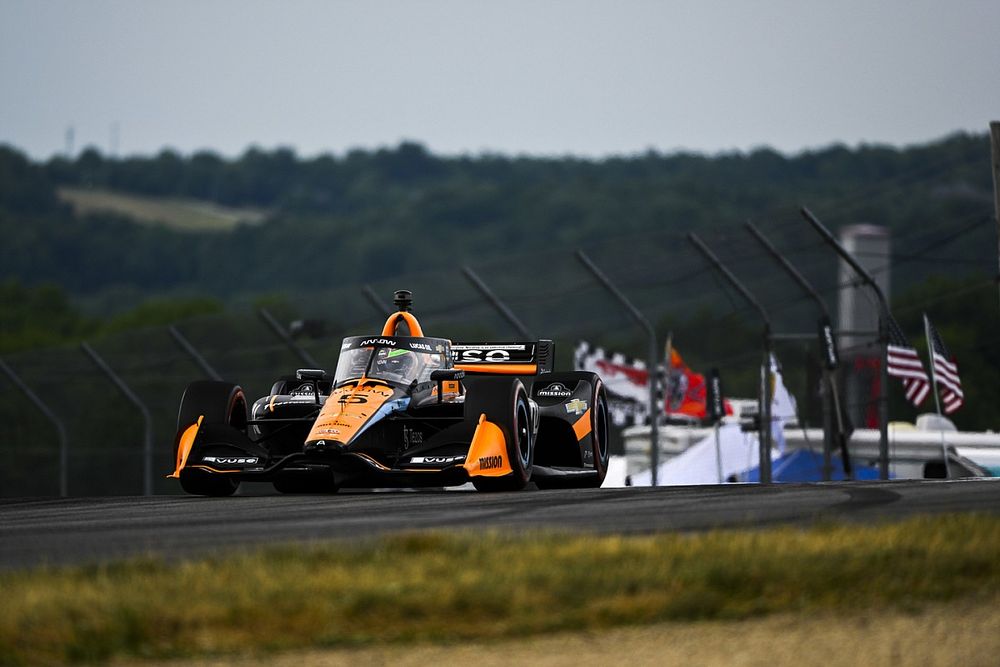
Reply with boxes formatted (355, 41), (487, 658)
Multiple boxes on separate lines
(168, 290), (609, 495)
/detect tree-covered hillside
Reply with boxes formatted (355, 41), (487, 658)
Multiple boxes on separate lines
(0, 134), (993, 305)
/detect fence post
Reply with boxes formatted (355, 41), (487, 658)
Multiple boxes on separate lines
(461, 266), (533, 339)
(258, 307), (321, 369)
(744, 221), (852, 480)
(575, 250), (660, 485)
(688, 233), (773, 484)
(801, 206), (890, 480)
(169, 325), (222, 381)
(362, 285), (392, 317)
(0, 359), (70, 496)
(81, 343), (154, 495)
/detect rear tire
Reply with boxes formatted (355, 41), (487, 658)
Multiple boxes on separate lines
(533, 375), (609, 489)
(465, 378), (533, 492)
(176, 381), (248, 497)
(589, 379), (610, 487)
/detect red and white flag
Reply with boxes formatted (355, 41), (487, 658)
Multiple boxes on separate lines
(924, 315), (963, 414)
(886, 313), (930, 406)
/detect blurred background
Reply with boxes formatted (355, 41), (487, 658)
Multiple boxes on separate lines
(1, 0), (999, 494)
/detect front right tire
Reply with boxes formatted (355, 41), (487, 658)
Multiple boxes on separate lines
(176, 381), (248, 497)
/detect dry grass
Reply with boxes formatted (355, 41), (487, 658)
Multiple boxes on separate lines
(58, 187), (267, 231)
(119, 594), (1000, 667)
(2, 514), (999, 665)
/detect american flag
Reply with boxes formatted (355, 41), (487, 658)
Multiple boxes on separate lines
(886, 314), (930, 406)
(924, 315), (964, 414)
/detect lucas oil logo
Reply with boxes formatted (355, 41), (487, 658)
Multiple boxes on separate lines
(478, 455), (503, 470)
(202, 456), (258, 465)
(538, 382), (573, 398)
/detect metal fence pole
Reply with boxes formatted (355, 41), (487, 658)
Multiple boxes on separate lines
(575, 250), (660, 485)
(81, 343), (154, 496)
(461, 266), (533, 339)
(169, 325), (222, 381)
(258, 307), (321, 368)
(688, 233), (773, 484)
(1, 359), (70, 496)
(362, 285), (392, 317)
(744, 221), (851, 480)
(801, 206), (890, 480)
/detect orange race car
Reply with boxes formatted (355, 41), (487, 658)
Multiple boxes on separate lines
(169, 290), (609, 495)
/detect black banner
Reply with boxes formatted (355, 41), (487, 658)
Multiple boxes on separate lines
(818, 316), (839, 371)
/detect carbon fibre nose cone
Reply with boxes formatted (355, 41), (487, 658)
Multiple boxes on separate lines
(303, 439), (346, 455)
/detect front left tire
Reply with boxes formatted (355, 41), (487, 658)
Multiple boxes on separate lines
(464, 378), (534, 492)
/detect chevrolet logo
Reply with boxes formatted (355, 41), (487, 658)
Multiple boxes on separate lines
(565, 399), (588, 416)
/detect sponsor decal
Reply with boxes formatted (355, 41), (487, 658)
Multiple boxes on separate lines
(360, 338), (396, 347)
(202, 456), (259, 465)
(341, 340), (353, 350)
(291, 383), (315, 395)
(402, 425), (424, 448)
(454, 348), (510, 363)
(409, 455), (464, 465)
(451, 343), (533, 364)
(453, 344), (527, 350)
(479, 455), (503, 470)
(565, 399), (588, 416)
(410, 342), (432, 352)
(538, 382), (573, 398)
(317, 428), (341, 435)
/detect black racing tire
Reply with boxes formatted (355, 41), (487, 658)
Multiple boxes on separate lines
(465, 378), (533, 492)
(176, 381), (248, 497)
(588, 379), (611, 487)
(533, 376), (610, 490)
(177, 381), (249, 432)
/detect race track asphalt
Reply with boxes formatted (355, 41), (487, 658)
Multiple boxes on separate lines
(1, 478), (999, 570)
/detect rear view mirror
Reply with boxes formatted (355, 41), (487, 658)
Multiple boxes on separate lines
(430, 369), (465, 381)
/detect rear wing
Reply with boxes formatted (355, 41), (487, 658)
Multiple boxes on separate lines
(451, 340), (555, 375)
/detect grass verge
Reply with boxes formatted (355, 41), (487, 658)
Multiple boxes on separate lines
(3, 514), (999, 665)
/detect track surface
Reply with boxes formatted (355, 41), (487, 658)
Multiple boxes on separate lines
(2, 478), (999, 570)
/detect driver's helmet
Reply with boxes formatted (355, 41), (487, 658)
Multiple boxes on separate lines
(374, 348), (416, 381)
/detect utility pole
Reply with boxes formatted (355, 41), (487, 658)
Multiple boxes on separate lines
(990, 122), (1000, 311)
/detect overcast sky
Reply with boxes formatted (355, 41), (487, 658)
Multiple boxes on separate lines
(2, 0), (998, 160)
